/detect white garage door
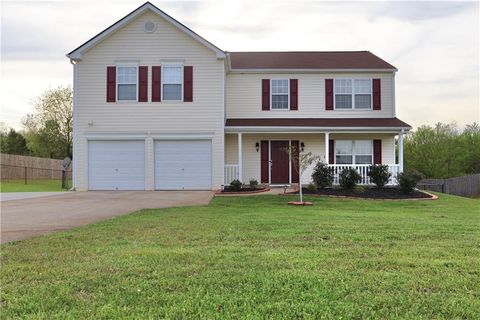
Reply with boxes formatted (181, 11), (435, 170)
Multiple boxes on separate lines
(88, 140), (145, 190)
(155, 140), (212, 190)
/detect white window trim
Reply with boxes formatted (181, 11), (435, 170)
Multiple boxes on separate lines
(334, 140), (373, 165)
(116, 65), (138, 102)
(161, 63), (184, 102)
(333, 78), (373, 110)
(270, 78), (290, 111)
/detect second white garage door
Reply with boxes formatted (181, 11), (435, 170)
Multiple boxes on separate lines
(154, 140), (212, 190)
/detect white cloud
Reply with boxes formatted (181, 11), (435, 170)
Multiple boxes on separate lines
(0, 0), (478, 129)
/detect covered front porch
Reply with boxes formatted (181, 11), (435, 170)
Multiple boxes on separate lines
(224, 130), (405, 187)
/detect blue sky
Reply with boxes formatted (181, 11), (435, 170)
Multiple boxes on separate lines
(1, 0), (479, 129)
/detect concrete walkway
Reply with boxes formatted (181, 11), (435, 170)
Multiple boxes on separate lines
(0, 192), (66, 202)
(1, 191), (212, 244)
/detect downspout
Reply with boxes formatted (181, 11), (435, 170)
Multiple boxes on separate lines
(69, 59), (77, 190)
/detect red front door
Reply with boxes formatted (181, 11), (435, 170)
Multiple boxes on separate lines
(270, 140), (290, 184)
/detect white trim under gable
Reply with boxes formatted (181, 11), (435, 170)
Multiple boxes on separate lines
(67, 2), (226, 61)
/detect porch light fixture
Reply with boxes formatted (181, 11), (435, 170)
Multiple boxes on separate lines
(300, 142), (305, 152)
(255, 142), (260, 152)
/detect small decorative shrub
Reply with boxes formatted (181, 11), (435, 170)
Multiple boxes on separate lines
(306, 182), (317, 192)
(311, 162), (334, 189)
(230, 179), (242, 191)
(397, 170), (424, 194)
(249, 179), (258, 189)
(339, 168), (361, 189)
(368, 164), (392, 189)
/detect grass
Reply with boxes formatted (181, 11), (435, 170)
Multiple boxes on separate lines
(0, 179), (67, 192)
(1, 194), (479, 319)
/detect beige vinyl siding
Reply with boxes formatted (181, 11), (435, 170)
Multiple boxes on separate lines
(226, 73), (394, 118)
(225, 133), (396, 184)
(75, 11), (224, 190)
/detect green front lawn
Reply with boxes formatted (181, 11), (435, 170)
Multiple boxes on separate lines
(1, 195), (479, 319)
(0, 179), (67, 192)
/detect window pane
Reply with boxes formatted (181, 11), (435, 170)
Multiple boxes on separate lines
(336, 155), (353, 164)
(118, 84), (136, 100)
(334, 79), (352, 94)
(272, 79), (288, 94)
(354, 79), (371, 94)
(336, 140), (353, 155)
(272, 94), (288, 109)
(163, 84), (182, 100)
(117, 67), (137, 84)
(355, 94), (371, 109)
(354, 140), (372, 154)
(163, 66), (182, 84)
(355, 155), (372, 164)
(335, 94), (352, 109)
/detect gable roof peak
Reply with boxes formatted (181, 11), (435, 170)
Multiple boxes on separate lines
(67, 2), (225, 61)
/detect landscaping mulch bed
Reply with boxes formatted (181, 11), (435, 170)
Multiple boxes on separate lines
(297, 187), (433, 200)
(221, 186), (268, 194)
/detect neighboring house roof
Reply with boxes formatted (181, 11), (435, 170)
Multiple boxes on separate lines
(228, 51), (397, 71)
(225, 118), (411, 130)
(67, 2), (226, 60)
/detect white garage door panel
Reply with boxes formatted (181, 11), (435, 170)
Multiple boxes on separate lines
(155, 140), (212, 190)
(88, 141), (145, 190)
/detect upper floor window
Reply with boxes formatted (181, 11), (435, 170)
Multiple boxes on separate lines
(162, 65), (183, 101)
(335, 140), (373, 164)
(117, 66), (137, 101)
(334, 79), (372, 110)
(271, 79), (289, 109)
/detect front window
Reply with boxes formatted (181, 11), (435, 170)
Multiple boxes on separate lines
(162, 65), (183, 101)
(271, 79), (289, 109)
(117, 66), (137, 101)
(334, 79), (372, 109)
(335, 140), (373, 164)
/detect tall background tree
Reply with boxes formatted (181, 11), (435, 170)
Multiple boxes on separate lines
(22, 86), (73, 159)
(404, 122), (480, 179)
(0, 124), (29, 155)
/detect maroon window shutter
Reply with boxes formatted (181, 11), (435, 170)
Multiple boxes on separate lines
(184, 66), (193, 102)
(329, 139), (335, 164)
(138, 66), (148, 102)
(261, 140), (269, 183)
(325, 79), (333, 110)
(373, 79), (381, 110)
(290, 79), (298, 111)
(291, 140), (299, 183)
(262, 79), (270, 111)
(106, 66), (116, 102)
(373, 139), (382, 164)
(151, 66), (161, 102)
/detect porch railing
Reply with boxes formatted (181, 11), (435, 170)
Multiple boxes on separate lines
(328, 164), (400, 186)
(224, 164), (239, 185)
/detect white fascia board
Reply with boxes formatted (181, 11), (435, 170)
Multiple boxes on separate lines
(224, 126), (411, 133)
(67, 3), (225, 61)
(227, 68), (397, 74)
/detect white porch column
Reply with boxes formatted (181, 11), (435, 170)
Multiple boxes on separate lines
(237, 133), (243, 182)
(398, 130), (404, 172)
(324, 132), (330, 164)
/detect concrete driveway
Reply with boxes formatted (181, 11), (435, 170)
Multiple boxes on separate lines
(0, 191), (213, 244)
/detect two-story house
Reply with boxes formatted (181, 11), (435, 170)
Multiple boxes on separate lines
(67, 2), (411, 191)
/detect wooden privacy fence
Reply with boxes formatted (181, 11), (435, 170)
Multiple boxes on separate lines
(417, 174), (480, 198)
(1, 153), (72, 180)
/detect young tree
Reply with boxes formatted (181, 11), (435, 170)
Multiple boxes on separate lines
(284, 145), (319, 203)
(22, 86), (73, 159)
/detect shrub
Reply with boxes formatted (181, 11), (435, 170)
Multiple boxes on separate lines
(339, 168), (361, 189)
(397, 170), (424, 194)
(311, 162), (334, 189)
(306, 182), (317, 192)
(249, 179), (258, 189)
(230, 179), (242, 191)
(368, 164), (392, 189)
